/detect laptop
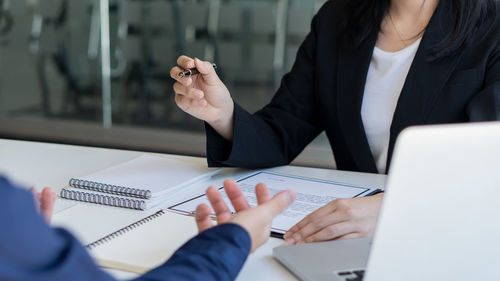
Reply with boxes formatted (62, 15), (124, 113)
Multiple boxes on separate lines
(274, 122), (500, 281)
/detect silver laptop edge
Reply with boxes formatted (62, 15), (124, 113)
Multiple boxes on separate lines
(274, 122), (500, 281)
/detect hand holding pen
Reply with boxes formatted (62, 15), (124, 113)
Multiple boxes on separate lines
(170, 56), (235, 140)
(177, 63), (217, 78)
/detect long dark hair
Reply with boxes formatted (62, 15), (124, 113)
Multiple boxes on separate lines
(337, 0), (498, 60)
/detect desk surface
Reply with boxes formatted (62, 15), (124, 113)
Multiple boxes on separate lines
(0, 139), (386, 281)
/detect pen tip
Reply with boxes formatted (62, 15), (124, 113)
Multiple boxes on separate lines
(178, 72), (185, 78)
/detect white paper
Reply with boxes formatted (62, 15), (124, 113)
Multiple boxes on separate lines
(168, 171), (376, 234)
(90, 211), (198, 274)
(74, 155), (220, 198)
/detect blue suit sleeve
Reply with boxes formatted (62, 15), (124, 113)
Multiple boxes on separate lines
(0, 177), (116, 281)
(137, 223), (251, 281)
(0, 176), (251, 281)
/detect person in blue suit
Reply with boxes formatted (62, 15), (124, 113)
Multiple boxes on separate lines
(0, 176), (295, 281)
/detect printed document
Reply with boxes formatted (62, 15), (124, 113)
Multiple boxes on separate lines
(168, 171), (377, 234)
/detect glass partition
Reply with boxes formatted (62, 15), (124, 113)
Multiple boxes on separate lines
(0, 0), (333, 168)
(109, 0), (325, 130)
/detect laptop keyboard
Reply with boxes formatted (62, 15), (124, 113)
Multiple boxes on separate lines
(337, 269), (365, 281)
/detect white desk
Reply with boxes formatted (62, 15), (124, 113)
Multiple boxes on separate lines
(0, 139), (386, 281)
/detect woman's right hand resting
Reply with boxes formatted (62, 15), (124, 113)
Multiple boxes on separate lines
(170, 56), (235, 140)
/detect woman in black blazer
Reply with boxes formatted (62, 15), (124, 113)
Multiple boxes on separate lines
(170, 0), (499, 244)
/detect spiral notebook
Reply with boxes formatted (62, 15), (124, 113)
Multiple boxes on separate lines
(87, 210), (198, 274)
(60, 155), (220, 210)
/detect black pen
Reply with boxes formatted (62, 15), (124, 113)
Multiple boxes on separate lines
(177, 63), (217, 78)
(365, 189), (383, 196)
(271, 231), (285, 240)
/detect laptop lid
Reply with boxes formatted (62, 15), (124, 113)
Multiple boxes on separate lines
(365, 122), (500, 281)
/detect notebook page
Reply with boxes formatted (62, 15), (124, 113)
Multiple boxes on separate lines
(74, 155), (220, 197)
(52, 203), (157, 245)
(90, 211), (198, 274)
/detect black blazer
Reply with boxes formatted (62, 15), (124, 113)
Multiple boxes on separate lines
(206, 0), (500, 174)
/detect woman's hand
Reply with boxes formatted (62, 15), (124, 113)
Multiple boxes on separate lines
(195, 179), (296, 252)
(284, 193), (384, 244)
(30, 187), (57, 223)
(170, 56), (235, 140)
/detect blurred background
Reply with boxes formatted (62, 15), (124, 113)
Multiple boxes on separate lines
(0, 0), (334, 168)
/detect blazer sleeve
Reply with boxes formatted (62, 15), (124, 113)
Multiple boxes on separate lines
(138, 224), (251, 281)
(0, 176), (250, 281)
(467, 33), (500, 120)
(0, 177), (116, 281)
(206, 4), (331, 169)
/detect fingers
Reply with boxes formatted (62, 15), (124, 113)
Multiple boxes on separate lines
(173, 82), (205, 100)
(224, 179), (250, 212)
(30, 187), (41, 203)
(285, 200), (338, 238)
(40, 187), (56, 223)
(171, 56), (218, 86)
(261, 190), (296, 217)
(286, 211), (346, 244)
(170, 66), (193, 85)
(174, 94), (186, 111)
(177, 55), (195, 70)
(206, 186), (232, 224)
(195, 203), (213, 233)
(255, 183), (271, 205)
(30, 187), (41, 213)
(175, 93), (207, 112)
(284, 197), (383, 244)
(302, 221), (357, 243)
(194, 58), (219, 85)
(170, 56), (195, 85)
(337, 233), (362, 240)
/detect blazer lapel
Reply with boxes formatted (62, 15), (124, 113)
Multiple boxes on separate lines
(336, 30), (379, 173)
(387, 0), (466, 169)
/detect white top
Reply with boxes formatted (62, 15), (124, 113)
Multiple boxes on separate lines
(361, 38), (421, 173)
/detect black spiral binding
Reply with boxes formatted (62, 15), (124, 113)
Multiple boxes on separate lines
(69, 178), (152, 199)
(86, 210), (165, 250)
(60, 189), (147, 210)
